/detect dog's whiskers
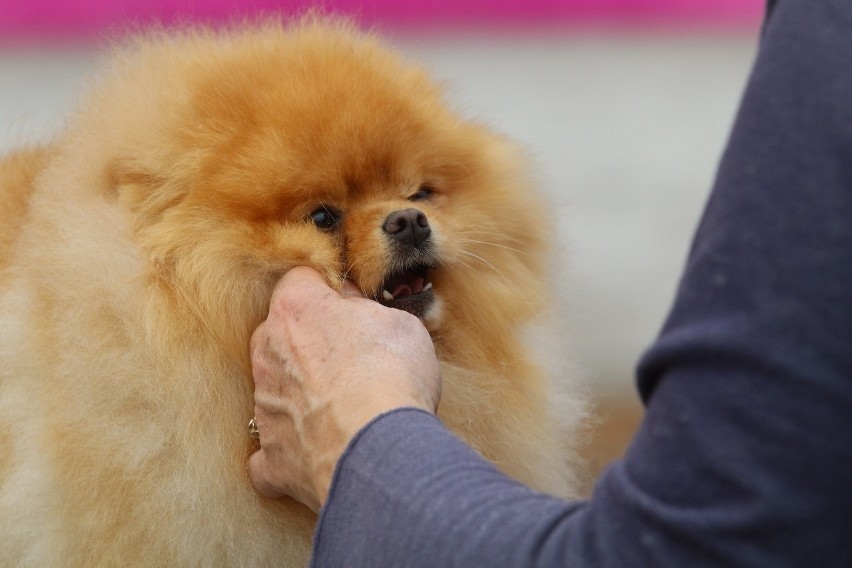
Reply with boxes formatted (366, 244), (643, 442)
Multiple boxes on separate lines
(454, 250), (510, 282)
(454, 230), (528, 247)
(449, 251), (540, 316)
(456, 238), (530, 256)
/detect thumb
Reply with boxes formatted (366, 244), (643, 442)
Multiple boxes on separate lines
(247, 450), (288, 500)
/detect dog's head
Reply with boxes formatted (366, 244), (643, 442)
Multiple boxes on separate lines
(95, 17), (547, 361)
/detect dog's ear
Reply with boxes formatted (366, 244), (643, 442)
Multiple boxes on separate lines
(107, 158), (186, 217)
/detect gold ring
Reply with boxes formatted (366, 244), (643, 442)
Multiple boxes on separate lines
(248, 417), (260, 439)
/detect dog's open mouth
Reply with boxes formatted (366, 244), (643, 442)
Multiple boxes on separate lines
(378, 263), (434, 318)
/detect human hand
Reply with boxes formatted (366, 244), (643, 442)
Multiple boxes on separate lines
(246, 266), (442, 512)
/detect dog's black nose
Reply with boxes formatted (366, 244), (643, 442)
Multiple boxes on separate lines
(383, 208), (431, 246)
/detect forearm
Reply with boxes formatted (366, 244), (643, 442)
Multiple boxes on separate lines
(312, 408), (587, 568)
(314, 370), (852, 568)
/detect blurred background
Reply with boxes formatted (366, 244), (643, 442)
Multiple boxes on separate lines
(0, 0), (765, 491)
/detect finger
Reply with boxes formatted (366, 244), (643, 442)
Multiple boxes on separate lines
(249, 319), (268, 362)
(340, 279), (365, 298)
(247, 450), (288, 500)
(278, 266), (333, 290)
(269, 266), (337, 313)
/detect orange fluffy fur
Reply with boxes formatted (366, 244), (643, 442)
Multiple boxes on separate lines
(0, 16), (582, 566)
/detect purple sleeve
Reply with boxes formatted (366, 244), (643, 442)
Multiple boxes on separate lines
(311, 408), (588, 568)
(311, 0), (852, 566)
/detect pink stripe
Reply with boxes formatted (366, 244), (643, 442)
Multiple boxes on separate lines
(0, 0), (763, 36)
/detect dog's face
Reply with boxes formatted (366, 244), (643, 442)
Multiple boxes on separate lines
(182, 55), (469, 325)
(107, 20), (545, 359)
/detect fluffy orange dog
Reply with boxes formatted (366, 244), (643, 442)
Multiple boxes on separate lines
(0, 16), (582, 566)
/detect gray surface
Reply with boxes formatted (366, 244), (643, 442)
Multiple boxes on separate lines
(0, 26), (760, 395)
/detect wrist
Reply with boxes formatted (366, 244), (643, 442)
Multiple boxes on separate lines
(344, 395), (434, 439)
(315, 403), (434, 509)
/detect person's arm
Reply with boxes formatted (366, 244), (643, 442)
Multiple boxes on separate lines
(251, 0), (852, 565)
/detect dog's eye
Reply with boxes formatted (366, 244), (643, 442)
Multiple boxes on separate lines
(309, 206), (340, 231)
(408, 185), (434, 202)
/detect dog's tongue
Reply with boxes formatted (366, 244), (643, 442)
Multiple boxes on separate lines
(391, 276), (424, 299)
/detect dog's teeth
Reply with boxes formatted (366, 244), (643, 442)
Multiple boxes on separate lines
(382, 290), (394, 301)
(423, 282), (433, 291)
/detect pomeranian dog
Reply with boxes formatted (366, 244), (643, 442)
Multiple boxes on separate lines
(0, 15), (583, 566)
